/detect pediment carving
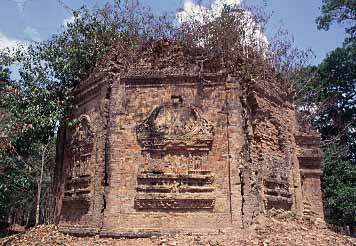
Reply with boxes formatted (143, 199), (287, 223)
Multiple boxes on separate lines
(71, 115), (94, 147)
(136, 98), (214, 151)
(134, 97), (216, 211)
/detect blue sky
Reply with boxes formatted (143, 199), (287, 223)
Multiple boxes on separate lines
(0, 0), (347, 65)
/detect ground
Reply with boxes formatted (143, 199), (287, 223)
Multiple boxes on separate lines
(1, 212), (355, 246)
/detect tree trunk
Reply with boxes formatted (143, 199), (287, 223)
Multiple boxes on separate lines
(7, 207), (13, 225)
(35, 145), (46, 226)
(25, 208), (30, 228)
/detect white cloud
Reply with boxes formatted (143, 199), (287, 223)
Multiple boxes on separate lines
(176, 0), (268, 50)
(63, 15), (76, 27)
(177, 0), (242, 24)
(177, 0), (207, 23)
(0, 32), (22, 50)
(211, 0), (242, 16)
(23, 26), (41, 42)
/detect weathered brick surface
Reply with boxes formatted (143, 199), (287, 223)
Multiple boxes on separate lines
(55, 40), (324, 236)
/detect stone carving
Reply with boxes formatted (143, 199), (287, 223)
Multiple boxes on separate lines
(136, 96), (214, 151)
(71, 115), (95, 147)
(70, 115), (94, 178)
(134, 97), (216, 210)
(65, 115), (94, 200)
(263, 158), (293, 210)
(134, 194), (216, 210)
(264, 177), (293, 210)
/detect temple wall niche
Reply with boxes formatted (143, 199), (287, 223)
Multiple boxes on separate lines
(295, 121), (324, 218)
(239, 79), (300, 224)
(58, 82), (108, 229)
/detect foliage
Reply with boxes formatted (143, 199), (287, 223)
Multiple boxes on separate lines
(176, 3), (311, 83)
(38, 0), (176, 89)
(316, 44), (356, 151)
(316, 0), (356, 44)
(297, 44), (356, 149)
(322, 144), (356, 231)
(0, 66), (10, 82)
(294, 40), (356, 233)
(318, 43), (356, 233)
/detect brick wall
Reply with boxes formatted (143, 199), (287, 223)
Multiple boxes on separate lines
(55, 40), (324, 236)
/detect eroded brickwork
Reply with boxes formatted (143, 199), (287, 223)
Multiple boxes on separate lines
(55, 40), (324, 236)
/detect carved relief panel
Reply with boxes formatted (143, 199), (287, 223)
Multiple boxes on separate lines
(64, 115), (94, 201)
(135, 96), (216, 210)
(263, 158), (293, 210)
(69, 115), (94, 177)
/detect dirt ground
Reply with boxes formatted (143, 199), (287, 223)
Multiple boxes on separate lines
(1, 213), (355, 246)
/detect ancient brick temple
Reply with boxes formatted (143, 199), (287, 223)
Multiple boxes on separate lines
(55, 40), (324, 236)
